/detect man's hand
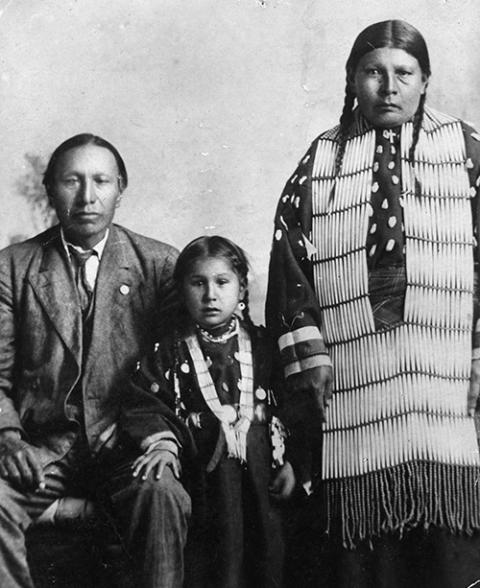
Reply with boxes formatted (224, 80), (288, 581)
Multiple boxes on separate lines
(269, 461), (296, 501)
(286, 365), (334, 421)
(0, 430), (45, 491)
(468, 358), (480, 417)
(132, 448), (181, 481)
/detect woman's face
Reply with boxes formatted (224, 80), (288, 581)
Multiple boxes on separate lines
(350, 47), (428, 128)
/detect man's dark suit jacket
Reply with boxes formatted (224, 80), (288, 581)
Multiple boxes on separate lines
(0, 223), (178, 465)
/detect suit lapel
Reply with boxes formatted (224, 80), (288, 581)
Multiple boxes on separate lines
(89, 226), (133, 353)
(93, 226), (130, 311)
(27, 228), (83, 361)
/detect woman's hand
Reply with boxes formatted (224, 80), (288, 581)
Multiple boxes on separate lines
(287, 365), (333, 422)
(132, 449), (181, 481)
(269, 461), (296, 500)
(468, 358), (480, 417)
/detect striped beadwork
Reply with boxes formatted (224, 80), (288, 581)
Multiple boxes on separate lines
(184, 321), (254, 463)
(309, 106), (480, 546)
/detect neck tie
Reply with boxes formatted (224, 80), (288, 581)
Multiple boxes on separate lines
(68, 246), (95, 313)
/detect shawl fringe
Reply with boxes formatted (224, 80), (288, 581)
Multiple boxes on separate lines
(323, 461), (480, 549)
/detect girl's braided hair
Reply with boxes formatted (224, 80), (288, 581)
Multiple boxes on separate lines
(173, 235), (254, 331)
(333, 20), (431, 183)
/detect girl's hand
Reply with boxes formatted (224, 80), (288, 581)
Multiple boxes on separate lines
(269, 461), (296, 500)
(132, 449), (181, 481)
(468, 358), (480, 417)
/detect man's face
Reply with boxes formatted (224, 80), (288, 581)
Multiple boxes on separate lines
(48, 144), (123, 248)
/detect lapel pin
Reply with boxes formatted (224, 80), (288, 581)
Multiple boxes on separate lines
(120, 284), (130, 295)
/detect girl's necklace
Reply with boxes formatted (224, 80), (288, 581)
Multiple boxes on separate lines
(197, 316), (238, 344)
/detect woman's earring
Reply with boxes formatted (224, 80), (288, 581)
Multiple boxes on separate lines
(238, 301), (246, 311)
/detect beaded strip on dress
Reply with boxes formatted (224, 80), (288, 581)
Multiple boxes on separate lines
(309, 105), (480, 546)
(184, 318), (254, 463)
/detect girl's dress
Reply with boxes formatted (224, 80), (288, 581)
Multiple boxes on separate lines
(267, 106), (480, 587)
(125, 317), (289, 588)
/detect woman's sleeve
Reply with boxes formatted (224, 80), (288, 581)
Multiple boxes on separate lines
(266, 143), (331, 379)
(463, 123), (480, 353)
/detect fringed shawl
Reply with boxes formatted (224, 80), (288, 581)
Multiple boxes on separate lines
(310, 106), (480, 547)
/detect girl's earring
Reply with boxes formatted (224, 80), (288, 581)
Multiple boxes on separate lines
(238, 301), (246, 311)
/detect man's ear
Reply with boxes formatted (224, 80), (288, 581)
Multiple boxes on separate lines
(115, 177), (125, 208)
(46, 187), (54, 207)
(118, 176), (126, 193)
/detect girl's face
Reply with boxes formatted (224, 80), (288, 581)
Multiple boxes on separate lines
(350, 47), (428, 128)
(183, 256), (245, 330)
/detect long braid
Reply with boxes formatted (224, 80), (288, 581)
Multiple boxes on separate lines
(409, 92), (426, 163)
(337, 84), (356, 173)
(330, 83), (356, 204)
(240, 288), (255, 333)
(172, 330), (184, 418)
(409, 92), (427, 198)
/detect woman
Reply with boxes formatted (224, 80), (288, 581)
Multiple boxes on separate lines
(267, 20), (480, 587)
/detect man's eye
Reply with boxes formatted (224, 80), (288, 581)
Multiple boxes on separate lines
(62, 178), (78, 187)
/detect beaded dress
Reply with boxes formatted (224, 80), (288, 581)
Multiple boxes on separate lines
(128, 318), (289, 588)
(267, 107), (480, 587)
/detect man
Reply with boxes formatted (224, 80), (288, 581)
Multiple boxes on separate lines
(0, 134), (190, 588)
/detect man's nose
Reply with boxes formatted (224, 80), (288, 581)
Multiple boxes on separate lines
(77, 180), (97, 205)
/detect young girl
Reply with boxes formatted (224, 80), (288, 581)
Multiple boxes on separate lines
(122, 236), (296, 588)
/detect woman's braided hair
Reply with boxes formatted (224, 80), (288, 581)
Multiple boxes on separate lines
(333, 20), (431, 185)
(174, 235), (255, 331)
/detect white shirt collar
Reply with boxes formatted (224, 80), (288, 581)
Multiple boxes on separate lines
(60, 228), (109, 260)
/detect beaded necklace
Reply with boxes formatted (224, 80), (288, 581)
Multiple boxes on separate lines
(197, 316), (238, 344)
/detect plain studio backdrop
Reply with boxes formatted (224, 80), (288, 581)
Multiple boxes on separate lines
(0, 0), (478, 320)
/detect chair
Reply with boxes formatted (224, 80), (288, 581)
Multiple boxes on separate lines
(26, 497), (131, 588)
